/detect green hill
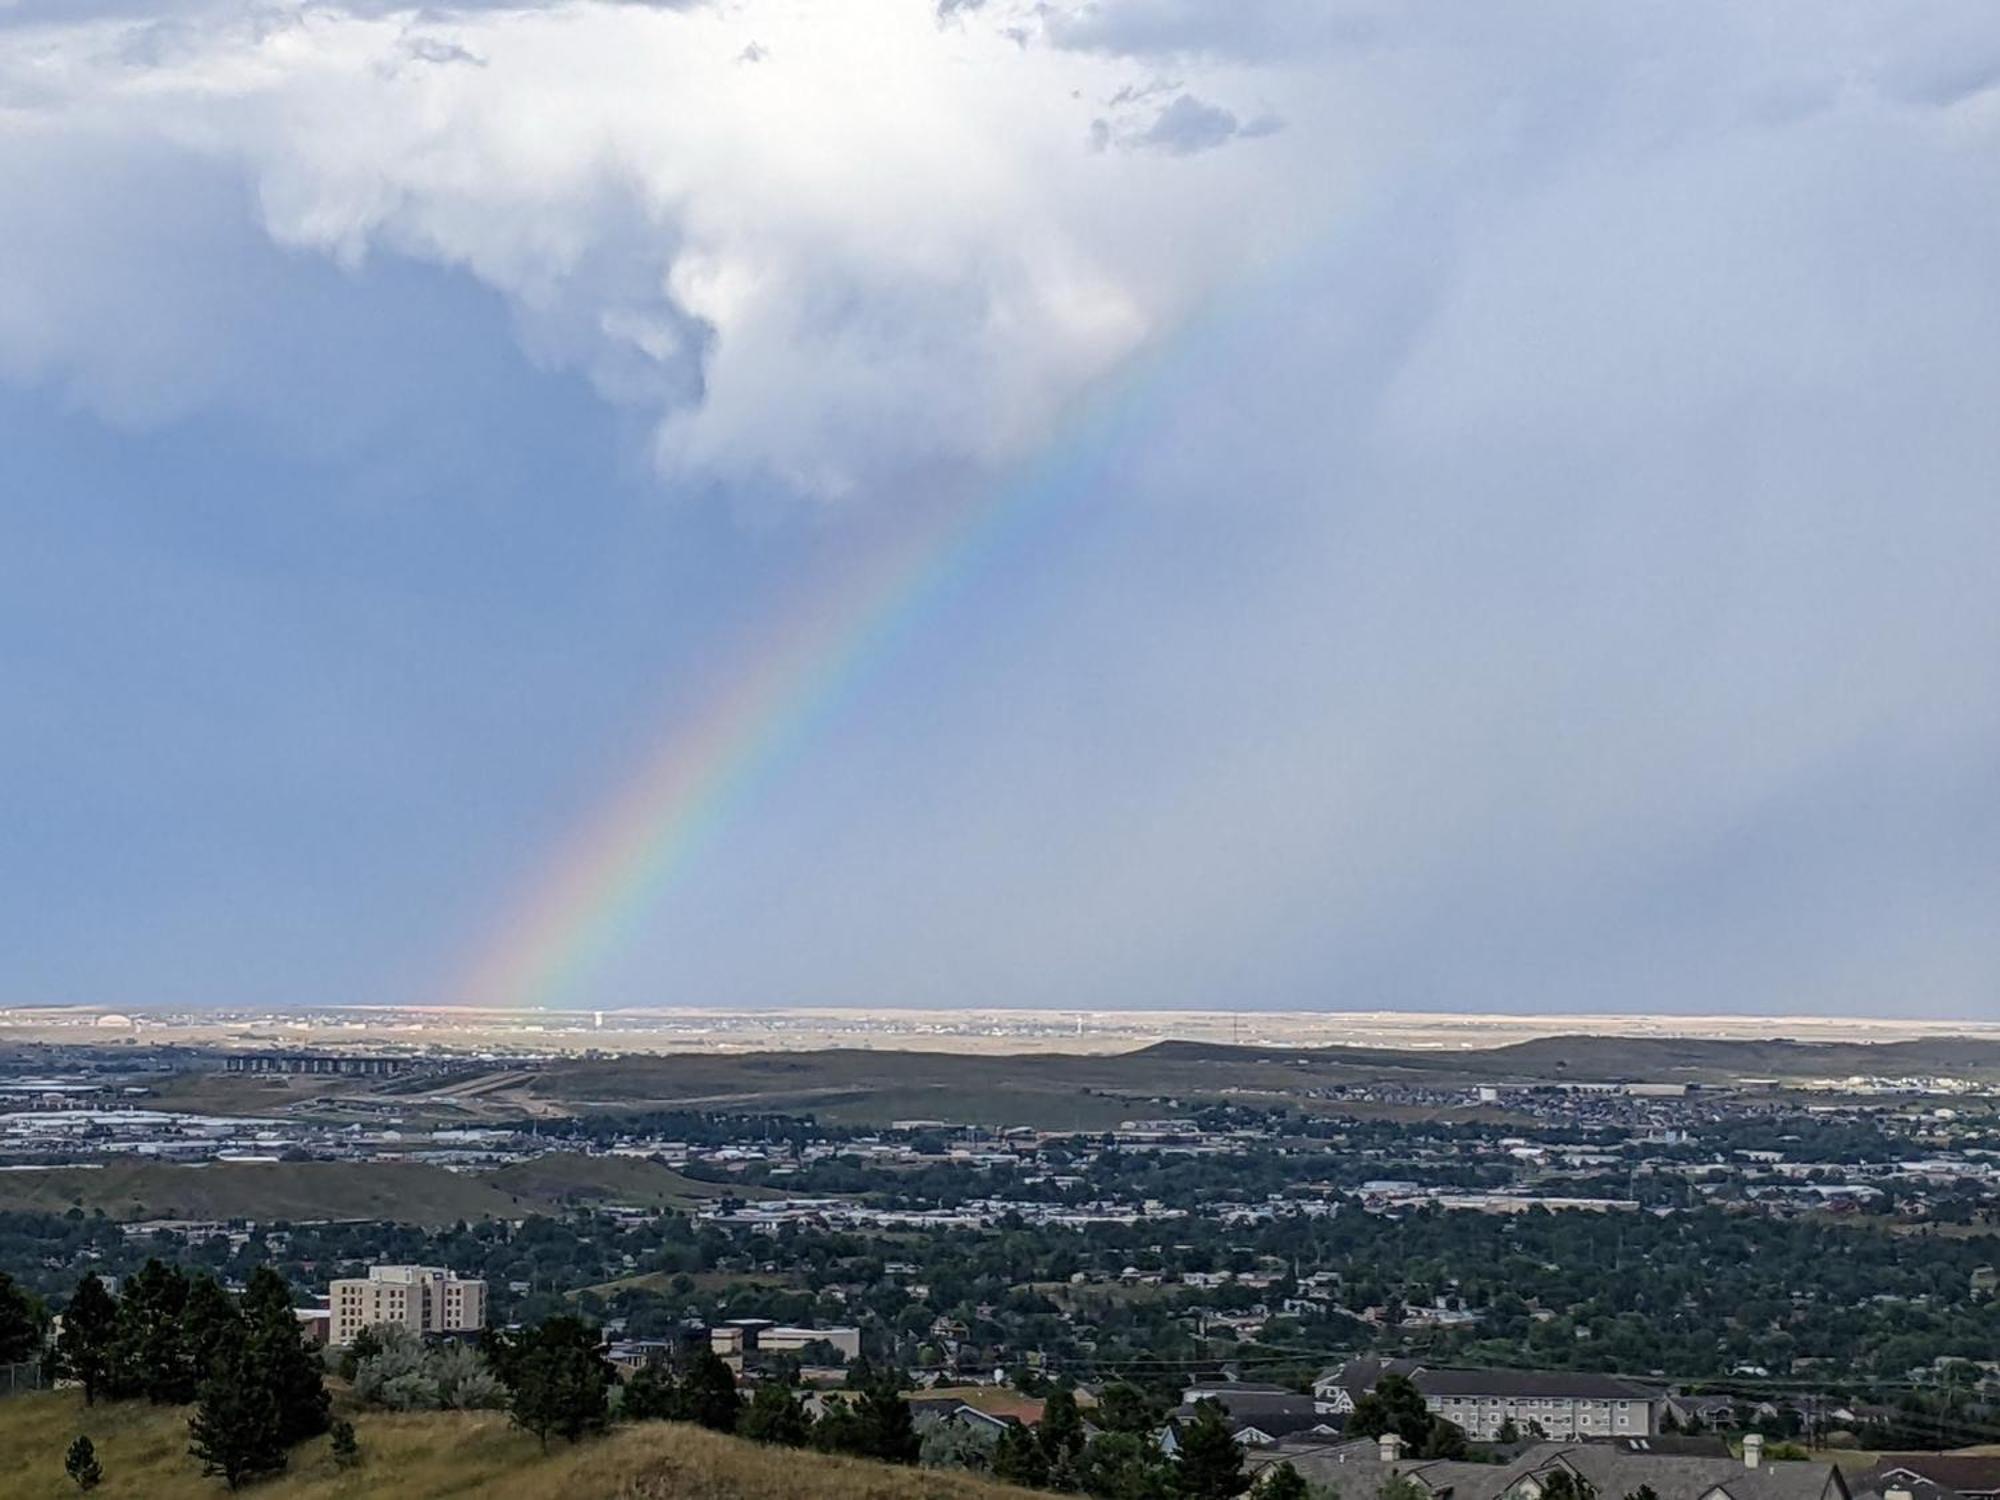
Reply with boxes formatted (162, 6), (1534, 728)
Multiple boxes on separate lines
(0, 1153), (786, 1226)
(480, 1152), (782, 1209)
(0, 1162), (525, 1226)
(0, 1391), (1040, 1499)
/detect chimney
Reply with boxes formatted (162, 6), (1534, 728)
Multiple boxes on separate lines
(1886, 1488), (1914, 1500)
(1743, 1434), (1764, 1470)
(1380, 1433), (1405, 1464)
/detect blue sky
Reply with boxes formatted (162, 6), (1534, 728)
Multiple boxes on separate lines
(4, 0), (1999, 1016)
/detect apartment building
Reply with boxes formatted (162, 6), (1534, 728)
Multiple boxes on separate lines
(329, 1264), (487, 1346)
(1315, 1359), (1659, 1440)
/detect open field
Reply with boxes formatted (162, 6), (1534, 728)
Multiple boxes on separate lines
(0, 1155), (782, 1225)
(470, 1033), (2000, 1127)
(0, 1161), (528, 1224)
(15, 1019), (2000, 1133)
(481, 1152), (783, 1209)
(0, 1391), (1039, 1500)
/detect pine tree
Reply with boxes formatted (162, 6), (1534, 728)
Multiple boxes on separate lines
(63, 1435), (102, 1492)
(338, 1323), (382, 1383)
(243, 1268), (329, 1445)
(620, 1365), (677, 1421)
(1040, 1385), (1086, 1466)
(329, 1418), (361, 1469)
(855, 1370), (919, 1465)
(180, 1275), (242, 1384)
(674, 1348), (742, 1433)
(1175, 1399), (1249, 1500)
(55, 1275), (118, 1407)
(1258, 1462), (1310, 1500)
(737, 1382), (811, 1447)
(187, 1326), (286, 1491)
(0, 1271), (40, 1367)
(1095, 1382), (1160, 1435)
(118, 1260), (193, 1404)
(507, 1316), (612, 1451)
(992, 1419), (1050, 1487)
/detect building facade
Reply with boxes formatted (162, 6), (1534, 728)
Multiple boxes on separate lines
(1314, 1360), (1659, 1440)
(329, 1264), (487, 1346)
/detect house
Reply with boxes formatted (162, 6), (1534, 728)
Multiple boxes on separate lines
(1167, 1392), (1343, 1451)
(1494, 1436), (1849, 1500)
(1853, 1457), (2000, 1500)
(1182, 1379), (1298, 1404)
(1666, 1394), (1742, 1431)
(910, 1400), (1016, 1440)
(1313, 1357), (1422, 1413)
(1260, 1434), (1850, 1500)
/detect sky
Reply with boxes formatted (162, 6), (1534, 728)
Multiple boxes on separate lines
(4, 0), (1999, 1018)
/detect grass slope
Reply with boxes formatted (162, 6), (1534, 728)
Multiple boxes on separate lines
(0, 1162), (527, 1226)
(516, 1033), (2000, 1127)
(480, 1153), (782, 1209)
(0, 1153), (788, 1226)
(0, 1392), (1041, 1500)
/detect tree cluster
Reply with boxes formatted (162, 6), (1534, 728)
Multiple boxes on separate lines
(50, 1264), (329, 1492)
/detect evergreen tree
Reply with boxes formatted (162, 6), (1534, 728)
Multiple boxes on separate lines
(508, 1316), (612, 1451)
(737, 1382), (811, 1447)
(1095, 1382), (1162, 1436)
(119, 1260), (193, 1404)
(187, 1326), (286, 1491)
(1539, 1474), (1596, 1500)
(674, 1348), (742, 1433)
(1347, 1375), (1431, 1448)
(1075, 1430), (1178, 1500)
(1419, 1418), (1468, 1460)
(329, 1419), (361, 1470)
(180, 1275), (242, 1384)
(620, 1365), (677, 1422)
(0, 1271), (39, 1367)
(243, 1268), (330, 1445)
(810, 1399), (867, 1457)
(1041, 1385), (1086, 1465)
(992, 1419), (1050, 1487)
(63, 1435), (101, 1492)
(338, 1324), (382, 1383)
(1175, 1399), (1249, 1500)
(1257, 1464), (1311, 1500)
(55, 1275), (118, 1407)
(854, 1370), (919, 1465)
(994, 1418), (1050, 1485)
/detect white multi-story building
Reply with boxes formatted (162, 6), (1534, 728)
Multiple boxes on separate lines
(1314, 1359), (1659, 1440)
(329, 1265), (487, 1346)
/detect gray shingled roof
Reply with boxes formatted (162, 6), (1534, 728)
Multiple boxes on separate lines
(1253, 1439), (1849, 1500)
(1415, 1369), (1661, 1400)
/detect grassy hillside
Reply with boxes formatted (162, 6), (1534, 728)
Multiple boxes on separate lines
(511, 1033), (2000, 1127)
(0, 1391), (1041, 1500)
(0, 1162), (527, 1226)
(0, 1152), (794, 1226)
(480, 1152), (782, 1209)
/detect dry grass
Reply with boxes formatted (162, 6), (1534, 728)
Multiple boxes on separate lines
(0, 1391), (1042, 1500)
(0, 1161), (525, 1226)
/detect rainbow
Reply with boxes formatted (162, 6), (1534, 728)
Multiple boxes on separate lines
(452, 317), (1214, 1010)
